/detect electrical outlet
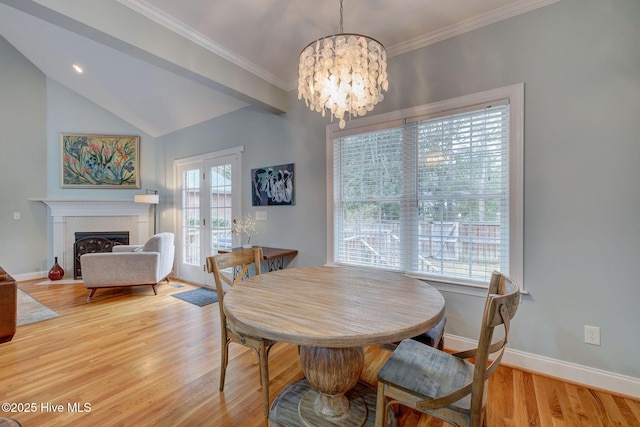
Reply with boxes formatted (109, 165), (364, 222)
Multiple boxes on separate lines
(584, 325), (600, 345)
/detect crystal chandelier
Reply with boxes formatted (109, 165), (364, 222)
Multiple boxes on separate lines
(298, 0), (388, 129)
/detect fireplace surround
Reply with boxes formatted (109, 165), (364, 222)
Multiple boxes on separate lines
(32, 199), (154, 278)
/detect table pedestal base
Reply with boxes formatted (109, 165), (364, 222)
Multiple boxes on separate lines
(269, 379), (397, 427)
(300, 346), (364, 418)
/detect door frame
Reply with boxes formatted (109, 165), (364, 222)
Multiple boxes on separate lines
(174, 145), (244, 285)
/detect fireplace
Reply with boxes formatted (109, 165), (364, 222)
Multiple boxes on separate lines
(74, 231), (130, 279)
(32, 199), (154, 278)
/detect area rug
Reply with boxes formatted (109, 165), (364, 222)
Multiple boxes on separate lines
(17, 289), (59, 326)
(171, 287), (218, 307)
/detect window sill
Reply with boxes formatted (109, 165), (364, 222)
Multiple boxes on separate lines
(416, 276), (529, 297)
(327, 263), (528, 297)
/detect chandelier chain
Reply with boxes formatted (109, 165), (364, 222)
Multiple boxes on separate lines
(339, 0), (344, 33)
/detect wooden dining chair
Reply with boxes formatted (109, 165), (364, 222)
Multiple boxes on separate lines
(381, 313), (447, 352)
(375, 271), (520, 427)
(205, 247), (277, 418)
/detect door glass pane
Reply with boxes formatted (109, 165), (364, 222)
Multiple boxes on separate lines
(182, 169), (200, 266)
(210, 164), (233, 253)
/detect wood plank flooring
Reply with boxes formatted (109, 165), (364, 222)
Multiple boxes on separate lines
(1, 278), (638, 426)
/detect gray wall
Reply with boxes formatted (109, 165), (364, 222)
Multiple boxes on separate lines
(360, 0), (640, 378)
(42, 80), (159, 258)
(0, 0), (637, 383)
(44, 80), (158, 201)
(0, 34), (158, 274)
(0, 36), (48, 274)
(409, 0), (639, 378)
(159, 0), (640, 379)
(159, 101), (327, 267)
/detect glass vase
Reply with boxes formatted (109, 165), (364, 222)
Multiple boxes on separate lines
(48, 256), (64, 281)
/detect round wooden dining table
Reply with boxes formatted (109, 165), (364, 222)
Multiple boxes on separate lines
(223, 265), (445, 427)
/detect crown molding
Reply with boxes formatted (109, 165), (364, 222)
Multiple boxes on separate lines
(116, 0), (290, 91)
(118, 0), (560, 92)
(387, 0), (561, 57)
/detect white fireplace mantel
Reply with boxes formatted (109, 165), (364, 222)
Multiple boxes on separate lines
(30, 198), (154, 276)
(30, 199), (152, 217)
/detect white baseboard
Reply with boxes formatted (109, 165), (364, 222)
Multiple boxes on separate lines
(444, 334), (640, 399)
(7, 271), (640, 399)
(11, 271), (47, 282)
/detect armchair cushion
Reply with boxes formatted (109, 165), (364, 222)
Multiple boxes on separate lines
(112, 245), (143, 252)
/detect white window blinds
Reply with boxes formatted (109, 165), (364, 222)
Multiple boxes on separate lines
(334, 103), (510, 285)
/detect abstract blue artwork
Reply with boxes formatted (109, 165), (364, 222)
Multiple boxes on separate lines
(251, 163), (295, 206)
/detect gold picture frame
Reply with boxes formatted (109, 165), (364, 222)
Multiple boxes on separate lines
(61, 133), (140, 188)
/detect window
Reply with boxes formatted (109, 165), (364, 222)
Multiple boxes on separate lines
(328, 84), (523, 289)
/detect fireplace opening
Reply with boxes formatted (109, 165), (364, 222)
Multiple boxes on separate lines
(74, 231), (130, 279)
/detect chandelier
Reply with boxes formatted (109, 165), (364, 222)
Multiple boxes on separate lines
(297, 0), (388, 129)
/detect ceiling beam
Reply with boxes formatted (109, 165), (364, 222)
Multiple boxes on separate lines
(0, 0), (288, 115)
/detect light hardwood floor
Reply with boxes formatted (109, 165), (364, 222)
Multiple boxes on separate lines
(1, 278), (638, 427)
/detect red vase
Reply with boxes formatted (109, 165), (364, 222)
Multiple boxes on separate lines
(48, 257), (64, 281)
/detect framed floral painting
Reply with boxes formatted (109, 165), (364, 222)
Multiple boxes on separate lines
(61, 133), (140, 188)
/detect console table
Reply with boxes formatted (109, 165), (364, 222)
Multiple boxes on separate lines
(217, 246), (298, 272)
(0, 267), (17, 344)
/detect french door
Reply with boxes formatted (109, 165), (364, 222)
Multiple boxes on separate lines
(175, 147), (243, 285)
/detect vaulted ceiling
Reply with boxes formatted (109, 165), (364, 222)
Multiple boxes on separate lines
(0, 0), (557, 136)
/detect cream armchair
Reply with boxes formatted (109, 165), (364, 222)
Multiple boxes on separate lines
(81, 232), (175, 301)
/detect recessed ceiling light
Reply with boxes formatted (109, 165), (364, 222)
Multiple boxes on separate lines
(72, 64), (84, 74)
